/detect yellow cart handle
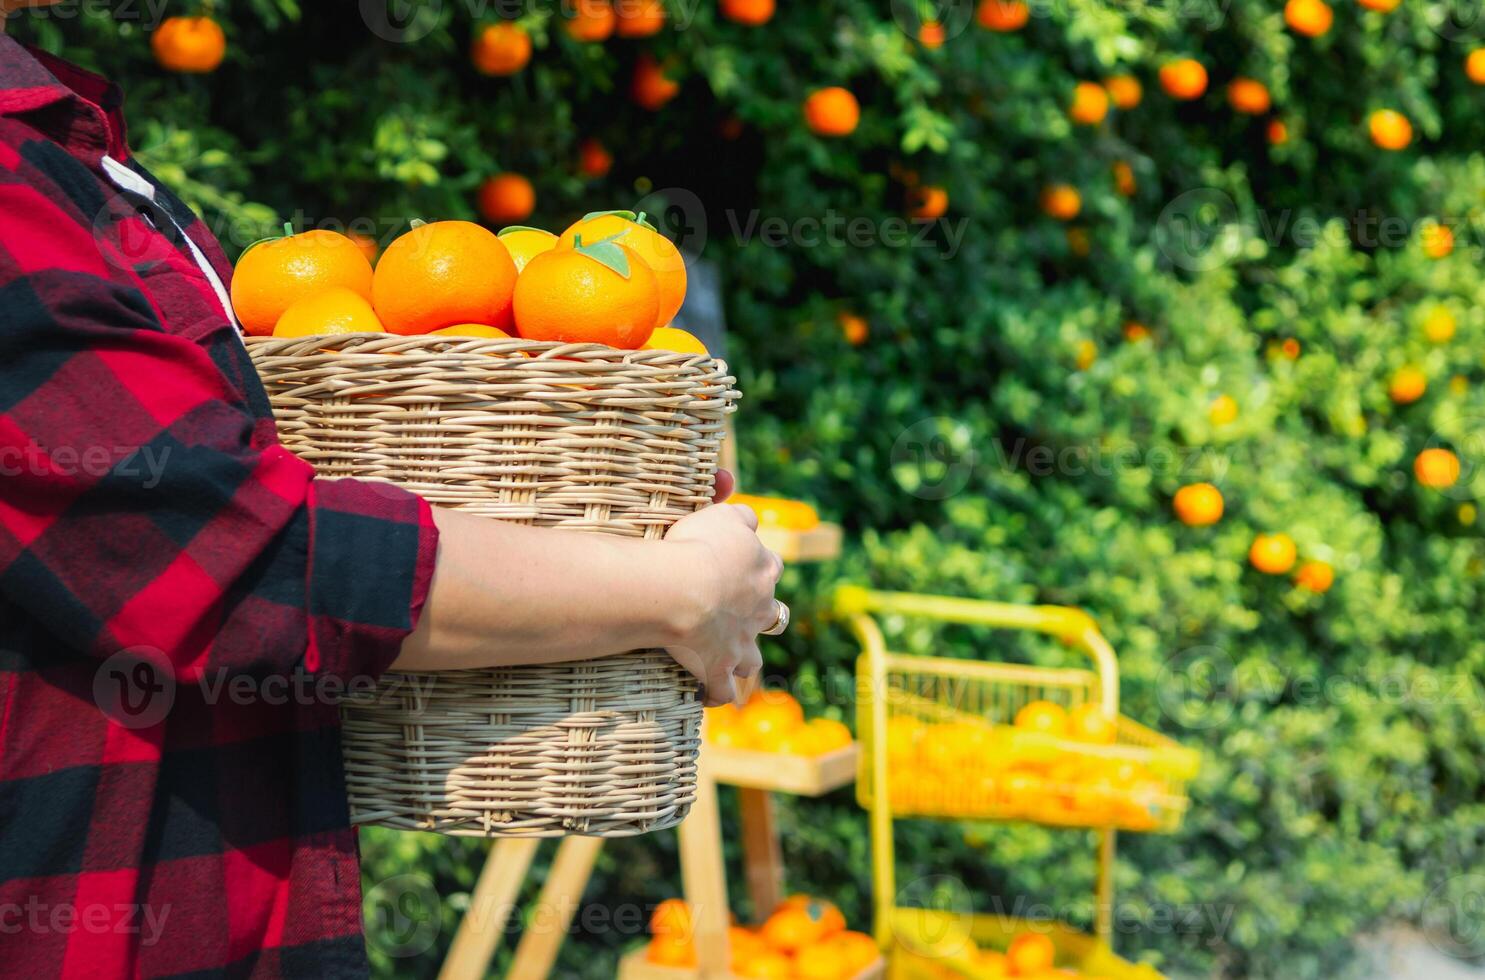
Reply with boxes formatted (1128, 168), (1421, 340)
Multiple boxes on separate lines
(831, 585), (1119, 719)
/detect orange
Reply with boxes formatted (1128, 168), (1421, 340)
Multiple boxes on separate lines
(272, 287), (385, 338)
(1268, 119), (1290, 145)
(1228, 78), (1271, 115)
(1423, 307), (1456, 343)
(1040, 184), (1081, 221)
(348, 232), (380, 267)
(977, 0), (1029, 31)
(795, 940), (849, 980)
(559, 211), (687, 327)
(372, 221), (518, 335)
(1069, 82), (1109, 125)
(731, 495), (819, 530)
(578, 137), (613, 178)
(643, 326), (708, 354)
(615, 0), (666, 36)
(512, 239), (659, 348)
(1285, 0), (1333, 36)
(1006, 932), (1056, 975)
(720, 0), (775, 26)
(1249, 533), (1298, 575)
(734, 950), (792, 979)
(1104, 74), (1142, 110)
(1358, 0), (1399, 8)
(739, 690), (804, 745)
(1123, 320), (1150, 342)
(1159, 59), (1207, 100)
(1420, 219), (1454, 259)
(1210, 394), (1238, 425)
(1075, 338), (1097, 370)
(151, 17), (227, 74)
(478, 174), (536, 225)
(1369, 109), (1412, 150)
(1173, 483), (1224, 526)
(806, 718), (853, 754)
(1281, 338), (1301, 359)
(1389, 366), (1427, 404)
(1112, 160), (1136, 197)
(761, 901), (830, 952)
(832, 931), (880, 971)
(496, 226), (559, 273)
(1014, 700), (1068, 736)
(631, 53), (680, 110)
(1067, 704), (1116, 744)
(1066, 227), (1091, 257)
(839, 312), (869, 345)
(1415, 448), (1462, 488)
(231, 228), (375, 337)
(1468, 49), (1485, 85)
(650, 898), (692, 937)
(804, 87), (860, 137)
(563, 0), (616, 41)
(646, 935), (696, 966)
(919, 20), (946, 48)
(470, 22), (531, 76)
(908, 185), (950, 220)
(778, 894), (846, 935)
(431, 324), (512, 338)
(1294, 560), (1335, 593)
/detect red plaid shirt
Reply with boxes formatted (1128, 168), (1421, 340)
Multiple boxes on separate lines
(0, 38), (439, 978)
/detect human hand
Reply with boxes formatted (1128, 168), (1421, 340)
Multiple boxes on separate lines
(662, 499), (782, 706)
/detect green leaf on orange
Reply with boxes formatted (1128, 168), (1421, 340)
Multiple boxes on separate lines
(573, 233), (632, 279)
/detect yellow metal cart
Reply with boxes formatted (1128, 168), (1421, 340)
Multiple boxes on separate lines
(832, 587), (1200, 980)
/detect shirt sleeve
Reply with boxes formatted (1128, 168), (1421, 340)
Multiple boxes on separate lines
(0, 170), (438, 690)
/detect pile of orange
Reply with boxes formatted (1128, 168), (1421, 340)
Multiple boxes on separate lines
(232, 209), (707, 353)
(731, 495), (821, 531)
(645, 896), (878, 979)
(947, 929), (1116, 978)
(705, 690), (853, 756)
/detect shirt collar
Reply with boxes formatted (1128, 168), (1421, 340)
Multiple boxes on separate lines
(0, 34), (128, 160)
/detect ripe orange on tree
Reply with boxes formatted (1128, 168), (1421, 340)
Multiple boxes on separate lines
(1174, 482), (1224, 526)
(231, 227), (375, 337)
(908, 185), (949, 219)
(1112, 160), (1136, 196)
(1369, 109), (1412, 150)
(1210, 394), (1239, 425)
(1268, 119), (1290, 145)
(372, 221), (519, 335)
(470, 22), (531, 76)
(1014, 700), (1068, 736)
(615, 0), (666, 37)
(720, 0), (775, 26)
(1104, 74), (1142, 109)
(1415, 448), (1461, 489)
(804, 87), (861, 137)
(1357, 0), (1399, 9)
(631, 53), (680, 110)
(1468, 49), (1485, 85)
(1423, 307), (1456, 343)
(563, 0), (616, 41)
(976, 0), (1029, 31)
(559, 210), (687, 327)
(513, 235), (659, 348)
(1040, 184), (1081, 220)
(919, 20), (946, 48)
(1420, 219), (1454, 258)
(1006, 932), (1056, 975)
(1250, 533), (1298, 575)
(151, 16), (227, 74)
(1228, 78), (1271, 115)
(1159, 59), (1208, 100)
(1074, 338), (1097, 370)
(1389, 366), (1427, 404)
(1285, 0), (1333, 36)
(1294, 560), (1335, 594)
(839, 311), (869, 345)
(1123, 320), (1150, 342)
(643, 326), (709, 354)
(495, 226), (558, 272)
(1069, 81), (1109, 125)
(477, 173), (535, 225)
(272, 287), (386, 338)
(577, 137), (612, 178)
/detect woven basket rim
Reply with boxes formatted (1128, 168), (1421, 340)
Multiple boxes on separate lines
(244, 333), (736, 369)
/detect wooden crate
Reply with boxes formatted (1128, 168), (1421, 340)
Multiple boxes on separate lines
(705, 743), (859, 796)
(756, 522), (843, 563)
(618, 946), (885, 980)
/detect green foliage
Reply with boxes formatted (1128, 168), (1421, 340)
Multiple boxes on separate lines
(16, 1), (1485, 977)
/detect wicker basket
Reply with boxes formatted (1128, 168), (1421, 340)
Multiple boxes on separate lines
(245, 333), (739, 837)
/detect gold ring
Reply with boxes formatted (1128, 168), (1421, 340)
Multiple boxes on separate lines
(760, 600), (790, 636)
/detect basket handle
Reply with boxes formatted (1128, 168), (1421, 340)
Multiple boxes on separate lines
(831, 586), (1119, 718)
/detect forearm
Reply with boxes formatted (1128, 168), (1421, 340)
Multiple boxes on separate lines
(391, 507), (701, 672)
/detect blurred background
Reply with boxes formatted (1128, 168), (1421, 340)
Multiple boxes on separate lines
(11, 0), (1485, 977)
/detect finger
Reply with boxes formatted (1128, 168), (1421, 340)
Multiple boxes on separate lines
(712, 469), (735, 504)
(730, 503), (760, 530)
(704, 668), (739, 707)
(769, 550), (784, 580)
(733, 642), (763, 679)
(665, 647), (708, 688)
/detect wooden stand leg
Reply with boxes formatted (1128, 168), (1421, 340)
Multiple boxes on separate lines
(506, 836), (605, 980)
(438, 838), (541, 980)
(738, 788), (784, 919)
(680, 761), (732, 979)
(1095, 828), (1115, 944)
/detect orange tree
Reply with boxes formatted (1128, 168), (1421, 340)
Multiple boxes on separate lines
(15, 1), (1485, 976)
